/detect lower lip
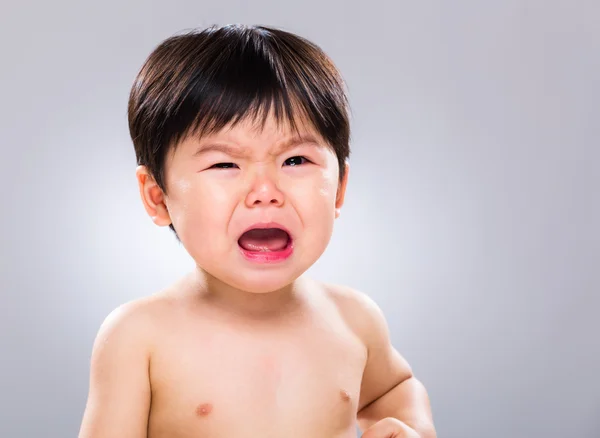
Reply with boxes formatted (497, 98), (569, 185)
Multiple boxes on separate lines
(238, 240), (294, 263)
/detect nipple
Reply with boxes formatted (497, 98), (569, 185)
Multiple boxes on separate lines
(340, 390), (351, 402)
(195, 403), (213, 417)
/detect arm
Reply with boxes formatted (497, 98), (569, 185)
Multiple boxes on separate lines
(78, 302), (153, 438)
(354, 294), (437, 438)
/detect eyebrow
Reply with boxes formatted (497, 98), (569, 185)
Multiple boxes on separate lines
(192, 134), (322, 158)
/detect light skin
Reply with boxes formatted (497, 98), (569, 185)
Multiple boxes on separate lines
(78, 112), (436, 438)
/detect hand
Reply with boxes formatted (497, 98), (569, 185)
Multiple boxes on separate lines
(361, 417), (420, 438)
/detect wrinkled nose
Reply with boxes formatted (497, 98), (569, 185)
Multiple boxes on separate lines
(244, 170), (284, 208)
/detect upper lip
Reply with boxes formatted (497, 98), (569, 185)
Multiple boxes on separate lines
(239, 222), (293, 240)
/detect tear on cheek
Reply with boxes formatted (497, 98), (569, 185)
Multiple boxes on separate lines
(175, 179), (192, 193)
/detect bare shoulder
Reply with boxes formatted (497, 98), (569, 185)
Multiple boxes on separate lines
(95, 295), (161, 348)
(319, 281), (416, 417)
(99, 273), (194, 332)
(79, 288), (183, 437)
(319, 281), (391, 347)
(90, 278), (191, 370)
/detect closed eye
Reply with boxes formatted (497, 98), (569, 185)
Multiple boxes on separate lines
(210, 163), (239, 169)
(208, 157), (310, 170)
(284, 156), (310, 166)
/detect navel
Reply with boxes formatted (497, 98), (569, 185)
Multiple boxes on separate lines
(195, 403), (213, 417)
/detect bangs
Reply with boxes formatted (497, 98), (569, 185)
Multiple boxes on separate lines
(128, 24), (350, 189)
(174, 48), (312, 144)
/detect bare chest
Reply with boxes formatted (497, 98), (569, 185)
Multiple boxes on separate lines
(148, 314), (367, 438)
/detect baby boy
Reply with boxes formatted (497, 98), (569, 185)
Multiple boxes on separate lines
(79, 24), (436, 438)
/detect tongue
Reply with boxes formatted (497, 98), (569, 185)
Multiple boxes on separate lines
(238, 228), (290, 252)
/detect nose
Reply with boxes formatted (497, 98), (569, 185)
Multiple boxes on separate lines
(244, 168), (284, 208)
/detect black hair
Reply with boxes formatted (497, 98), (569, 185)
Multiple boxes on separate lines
(128, 24), (351, 237)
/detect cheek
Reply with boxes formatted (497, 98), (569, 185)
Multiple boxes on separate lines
(174, 177), (192, 194)
(316, 169), (340, 204)
(169, 179), (234, 233)
(293, 171), (339, 221)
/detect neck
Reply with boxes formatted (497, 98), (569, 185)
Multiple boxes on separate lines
(187, 266), (307, 321)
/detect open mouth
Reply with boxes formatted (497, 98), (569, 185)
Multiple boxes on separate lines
(237, 228), (292, 253)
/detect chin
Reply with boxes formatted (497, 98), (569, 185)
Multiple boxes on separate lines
(193, 261), (300, 294)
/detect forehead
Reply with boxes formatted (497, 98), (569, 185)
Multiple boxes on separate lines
(178, 111), (329, 156)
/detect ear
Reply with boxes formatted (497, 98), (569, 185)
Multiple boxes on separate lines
(335, 161), (350, 219)
(135, 165), (172, 227)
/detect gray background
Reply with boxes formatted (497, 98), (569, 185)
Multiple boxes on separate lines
(1, 1), (598, 437)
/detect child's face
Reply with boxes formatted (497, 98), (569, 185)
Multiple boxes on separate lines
(138, 113), (348, 294)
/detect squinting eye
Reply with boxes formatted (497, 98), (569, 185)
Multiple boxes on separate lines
(284, 156), (309, 166)
(210, 163), (238, 169)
